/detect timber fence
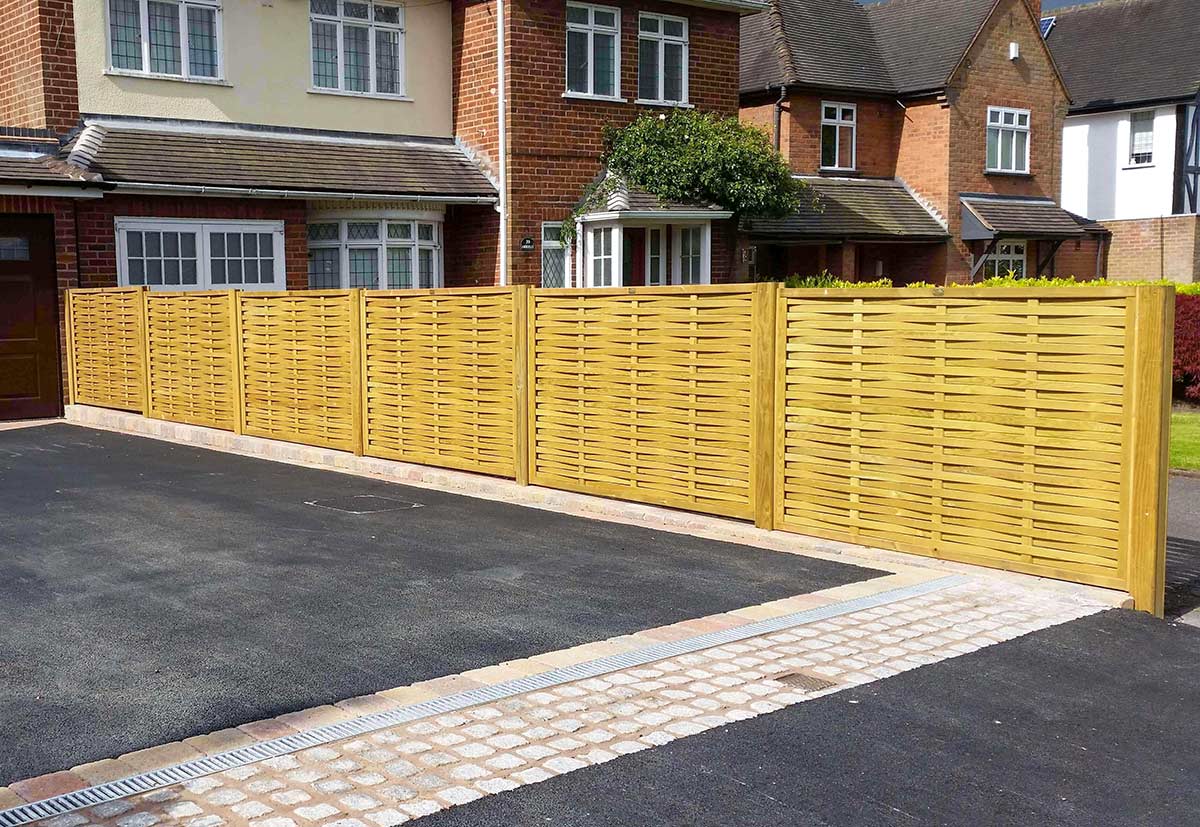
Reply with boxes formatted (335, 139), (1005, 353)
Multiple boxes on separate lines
(65, 283), (1173, 614)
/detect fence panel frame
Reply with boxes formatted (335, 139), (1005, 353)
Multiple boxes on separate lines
(66, 285), (148, 414)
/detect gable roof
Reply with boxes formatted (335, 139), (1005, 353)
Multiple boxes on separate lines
(740, 0), (999, 96)
(1047, 0), (1200, 113)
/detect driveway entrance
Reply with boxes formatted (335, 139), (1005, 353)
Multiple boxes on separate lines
(0, 215), (60, 420)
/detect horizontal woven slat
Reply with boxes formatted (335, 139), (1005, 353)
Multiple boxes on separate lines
(529, 288), (757, 519)
(68, 288), (145, 413)
(362, 289), (517, 477)
(775, 290), (1132, 590)
(146, 292), (237, 431)
(239, 291), (357, 452)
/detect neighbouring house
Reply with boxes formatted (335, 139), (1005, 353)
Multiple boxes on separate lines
(0, 0), (758, 420)
(452, 0), (760, 289)
(1048, 0), (1200, 283)
(738, 0), (1109, 284)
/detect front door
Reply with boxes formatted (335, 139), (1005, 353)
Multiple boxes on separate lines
(0, 216), (61, 420)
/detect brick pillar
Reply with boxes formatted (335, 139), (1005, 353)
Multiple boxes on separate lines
(0, 0), (80, 133)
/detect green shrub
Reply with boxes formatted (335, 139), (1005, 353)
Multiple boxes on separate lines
(783, 270), (892, 289)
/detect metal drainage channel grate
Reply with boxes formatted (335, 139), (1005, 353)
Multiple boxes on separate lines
(0, 575), (967, 827)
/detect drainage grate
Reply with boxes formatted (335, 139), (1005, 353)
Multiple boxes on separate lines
(305, 495), (423, 514)
(0, 575), (967, 827)
(772, 670), (838, 693)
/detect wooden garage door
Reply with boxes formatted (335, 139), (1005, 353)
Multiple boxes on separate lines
(0, 216), (61, 420)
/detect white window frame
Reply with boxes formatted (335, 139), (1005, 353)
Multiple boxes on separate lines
(820, 101), (857, 171)
(672, 223), (710, 285)
(105, 0), (224, 81)
(309, 0), (407, 99)
(645, 226), (667, 285)
(115, 218), (285, 291)
(982, 240), (1027, 279)
(584, 224), (619, 287)
(636, 12), (689, 106)
(565, 2), (622, 102)
(986, 105), (1031, 174)
(305, 215), (443, 290)
(1127, 110), (1155, 167)
(540, 222), (567, 287)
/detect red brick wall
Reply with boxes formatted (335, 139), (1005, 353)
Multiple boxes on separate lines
(943, 0), (1069, 281)
(502, 0), (740, 285)
(769, 93), (902, 178)
(73, 195), (309, 290)
(0, 0), (79, 133)
(443, 204), (502, 287)
(1103, 215), (1200, 283)
(1039, 236), (1106, 281)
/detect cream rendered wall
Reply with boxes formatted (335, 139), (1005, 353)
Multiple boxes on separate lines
(74, 0), (453, 137)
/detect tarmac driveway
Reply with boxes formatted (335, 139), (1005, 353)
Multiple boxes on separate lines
(0, 424), (879, 784)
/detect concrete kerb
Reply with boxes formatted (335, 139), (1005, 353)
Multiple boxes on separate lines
(59, 405), (1128, 611)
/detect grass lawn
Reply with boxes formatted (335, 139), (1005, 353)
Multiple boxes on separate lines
(1171, 412), (1200, 471)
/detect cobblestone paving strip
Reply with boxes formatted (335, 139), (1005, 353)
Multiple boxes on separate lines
(23, 579), (1104, 827)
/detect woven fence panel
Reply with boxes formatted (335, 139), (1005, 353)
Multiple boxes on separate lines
(776, 288), (1134, 590)
(68, 288), (145, 412)
(239, 291), (358, 452)
(530, 287), (757, 519)
(363, 289), (517, 477)
(146, 292), (237, 431)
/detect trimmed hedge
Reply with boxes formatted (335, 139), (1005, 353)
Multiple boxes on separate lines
(1177, 294), (1200, 402)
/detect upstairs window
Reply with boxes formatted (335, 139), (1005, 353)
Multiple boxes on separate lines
(1129, 110), (1155, 166)
(310, 0), (405, 97)
(108, 0), (221, 79)
(986, 106), (1030, 174)
(820, 102), (856, 170)
(566, 3), (620, 99)
(637, 13), (688, 104)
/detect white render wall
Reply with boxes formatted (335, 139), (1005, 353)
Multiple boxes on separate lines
(1061, 106), (1178, 221)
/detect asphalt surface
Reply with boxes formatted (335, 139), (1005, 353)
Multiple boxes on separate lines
(0, 424), (879, 785)
(422, 609), (1200, 827)
(1166, 475), (1200, 619)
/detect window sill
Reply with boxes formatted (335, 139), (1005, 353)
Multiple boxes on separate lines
(105, 69), (231, 87)
(308, 87), (412, 102)
(984, 169), (1032, 178)
(819, 167), (859, 176)
(1123, 163), (1155, 170)
(634, 99), (694, 109)
(562, 91), (628, 104)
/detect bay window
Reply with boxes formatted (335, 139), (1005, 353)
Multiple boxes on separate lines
(638, 13), (688, 104)
(986, 106), (1030, 174)
(307, 217), (442, 289)
(587, 226), (616, 287)
(566, 3), (620, 99)
(116, 219), (285, 290)
(579, 223), (711, 287)
(310, 0), (405, 97)
(108, 0), (221, 79)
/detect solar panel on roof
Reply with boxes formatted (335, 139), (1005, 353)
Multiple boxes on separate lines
(1040, 16), (1056, 38)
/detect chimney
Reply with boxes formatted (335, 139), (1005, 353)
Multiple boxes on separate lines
(1026, 0), (1043, 20)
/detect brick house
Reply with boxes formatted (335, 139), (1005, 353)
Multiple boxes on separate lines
(1049, 0), (1200, 283)
(739, 0), (1109, 284)
(0, 0), (759, 420)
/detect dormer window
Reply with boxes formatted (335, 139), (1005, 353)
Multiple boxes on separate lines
(107, 0), (221, 80)
(310, 0), (405, 98)
(820, 102), (856, 171)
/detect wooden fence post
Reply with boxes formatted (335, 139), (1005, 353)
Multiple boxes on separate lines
(230, 291), (246, 436)
(138, 287), (151, 417)
(1124, 285), (1174, 616)
(752, 281), (778, 530)
(351, 289), (365, 457)
(512, 284), (531, 485)
(64, 289), (77, 406)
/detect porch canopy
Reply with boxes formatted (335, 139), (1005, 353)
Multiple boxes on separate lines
(61, 117), (497, 203)
(741, 176), (949, 244)
(960, 193), (1107, 279)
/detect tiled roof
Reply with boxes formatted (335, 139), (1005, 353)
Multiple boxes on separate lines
(578, 170), (731, 215)
(960, 194), (1104, 239)
(741, 0), (999, 97)
(742, 176), (948, 240)
(0, 139), (102, 187)
(1047, 0), (1200, 112)
(65, 120), (497, 199)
